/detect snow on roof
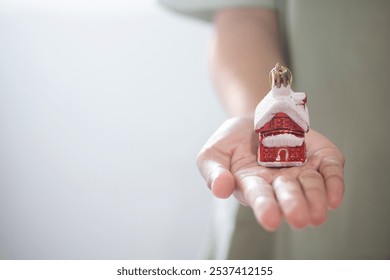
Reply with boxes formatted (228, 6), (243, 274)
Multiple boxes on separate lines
(254, 86), (309, 132)
(262, 133), (304, 147)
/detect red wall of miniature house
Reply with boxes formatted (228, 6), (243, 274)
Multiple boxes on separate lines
(257, 113), (306, 163)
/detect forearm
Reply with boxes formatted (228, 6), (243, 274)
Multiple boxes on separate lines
(210, 8), (284, 117)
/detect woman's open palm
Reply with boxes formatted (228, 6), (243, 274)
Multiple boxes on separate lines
(197, 117), (345, 231)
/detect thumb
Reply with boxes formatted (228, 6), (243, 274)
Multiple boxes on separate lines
(197, 150), (235, 199)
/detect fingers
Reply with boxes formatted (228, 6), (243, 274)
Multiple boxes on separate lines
(239, 176), (282, 231)
(197, 152), (235, 199)
(319, 156), (345, 209)
(298, 169), (327, 225)
(273, 176), (310, 229)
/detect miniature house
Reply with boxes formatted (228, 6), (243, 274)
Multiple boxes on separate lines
(254, 71), (309, 167)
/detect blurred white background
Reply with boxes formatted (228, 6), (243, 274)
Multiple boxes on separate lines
(0, 0), (226, 259)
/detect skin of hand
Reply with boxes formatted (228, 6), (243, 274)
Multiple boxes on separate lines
(201, 8), (345, 231)
(197, 117), (345, 231)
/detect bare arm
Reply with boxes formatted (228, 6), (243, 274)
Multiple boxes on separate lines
(210, 9), (283, 117)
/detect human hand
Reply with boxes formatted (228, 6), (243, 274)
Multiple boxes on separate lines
(197, 117), (345, 231)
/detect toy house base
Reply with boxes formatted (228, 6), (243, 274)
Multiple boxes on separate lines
(257, 143), (307, 168)
(257, 158), (307, 168)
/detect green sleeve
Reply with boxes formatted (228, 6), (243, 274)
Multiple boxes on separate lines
(158, 0), (276, 21)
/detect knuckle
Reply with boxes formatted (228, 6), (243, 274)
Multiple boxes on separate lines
(235, 170), (272, 186)
(320, 156), (344, 176)
(196, 146), (218, 168)
(234, 170), (255, 182)
(322, 155), (343, 168)
(273, 175), (294, 185)
(298, 169), (323, 181)
(325, 173), (344, 181)
(323, 158), (341, 168)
